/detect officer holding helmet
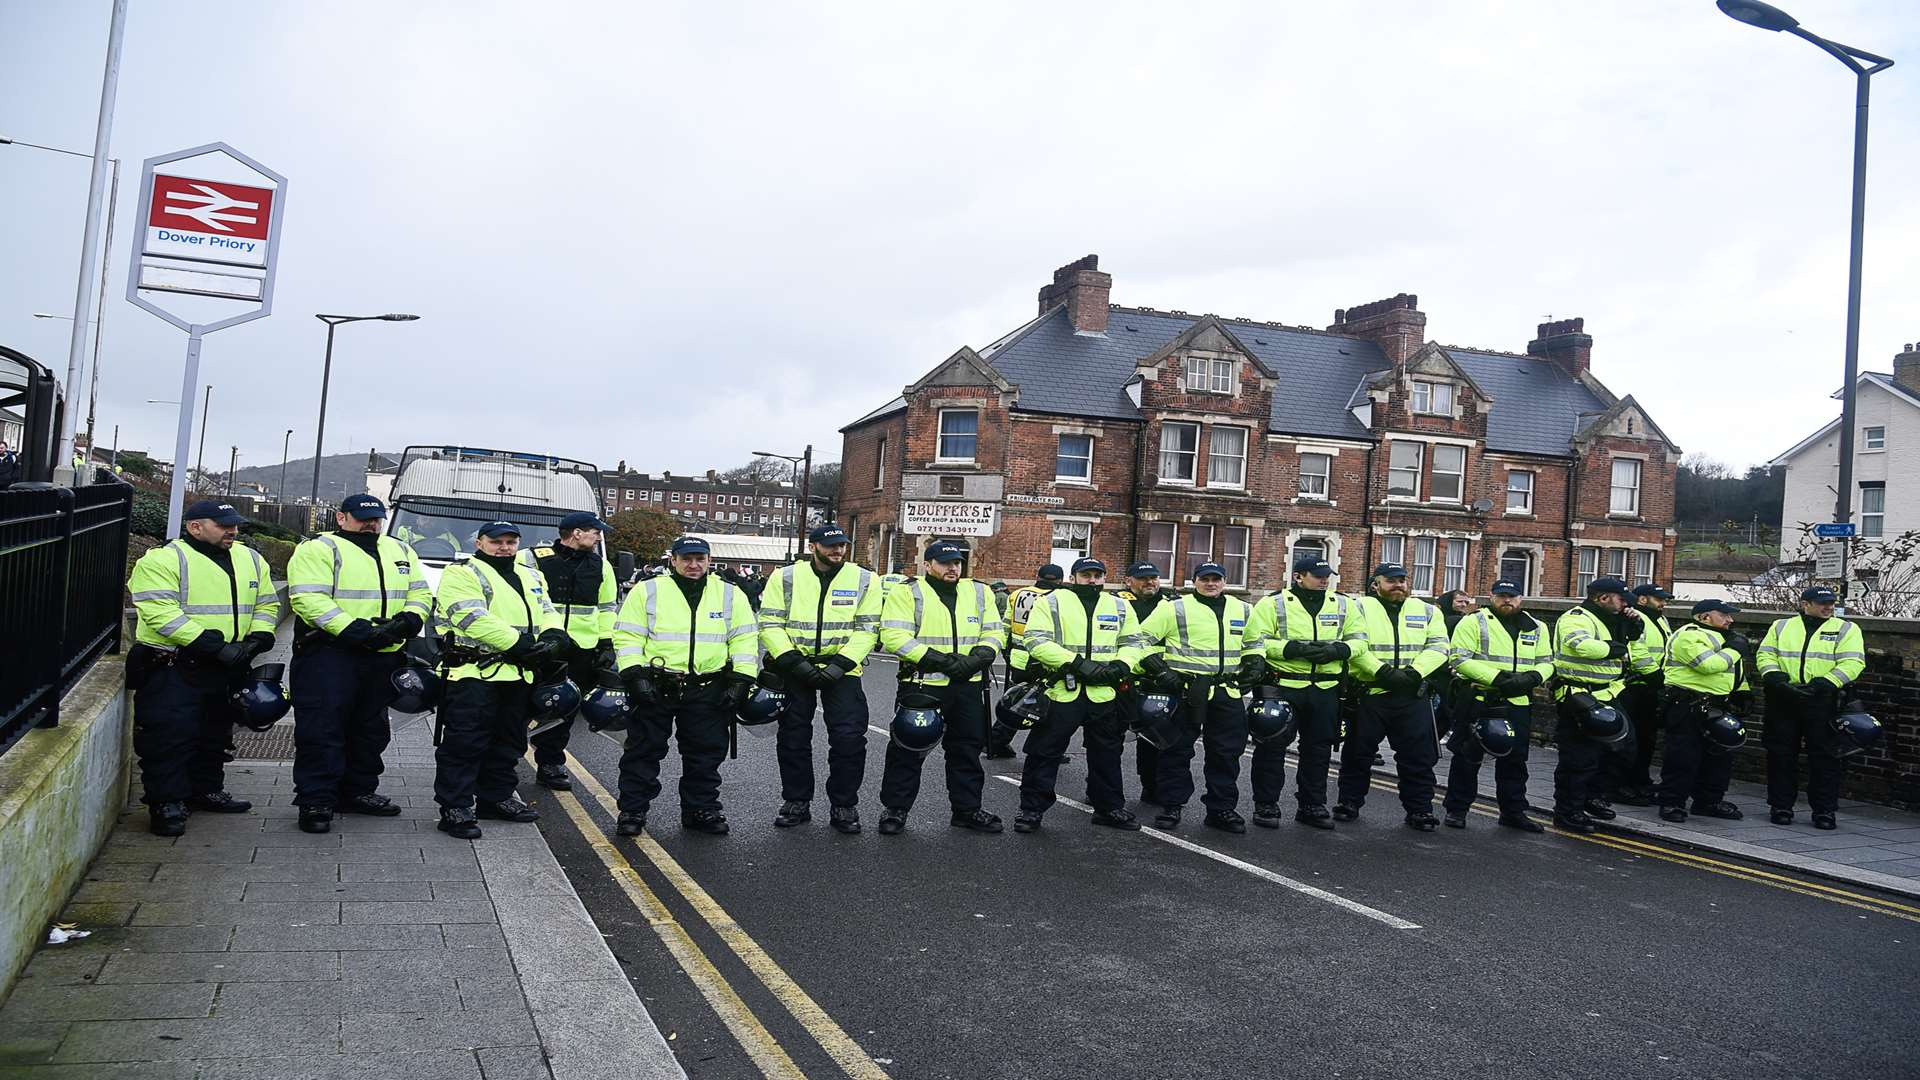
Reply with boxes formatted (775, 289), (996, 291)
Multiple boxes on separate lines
(1550, 576), (1642, 834)
(1755, 586), (1866, 829)
(432, 521), (568, 839)
(986, 563), (1065, 759)
(1015, 557), (1147, 833)
(525, 510), (619, 792)
(1117, 561), (1174, 801)
(611, 536), (761, 837)
(876, 541), (1006, 835)
(760, 524), (883, 835)
(1241, 555), (1363, 829)
(1339, 562), (1450, 831)
(1136, 562), (1250, 832)
(1442, 578), (1551, 831)
(285, 493), (432, 833)
(1607, 583), (1675, 806)
(125, 500), (282, 835)
(1656, 599), (1751, 823)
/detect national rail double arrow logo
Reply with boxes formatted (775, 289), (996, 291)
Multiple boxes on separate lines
(161, 182), (260, 232)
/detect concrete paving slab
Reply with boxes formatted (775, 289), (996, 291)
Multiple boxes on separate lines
(0, 982), (217, 1023)
(338, 1008), (537, 1053)
(441, 926), (509, 950)
(210, 976), (455, 1017)
(192, 1050), (485, 1080)
(11, 951), (108, 988)
(341, 862), (483, 883)
(0, 1063), (195, 1079)
(476, 1045), (554, 1080)
(154, 861), (343, 883)
(521, 978), (682, 1080)
(49, 1015), (341, 1062)
(429, 881), (490, 901)
(132, 901), (342, 927)
(341, 901), (497, 925)
(337, 949), (517, 982)
(0, 1023), (71, 1067)
(53, 925), (237, 954)
(228, 924), (445, 952)
(243, 881), (435, 902)
(72, 879), (249, 904)
(77, 863), (161, 882)
(54, 902), (135, 928)
(454, 976), (529, 1014)
(96, 951), (339, 985)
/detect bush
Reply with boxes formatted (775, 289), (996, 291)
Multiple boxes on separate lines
(130, 489), (171, 541)
(248, 536), (296, 580)
(241, 517), (300, 543)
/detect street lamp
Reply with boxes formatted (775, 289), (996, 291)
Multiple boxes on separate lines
(279, 428), (294, 507)
(754, 445), (813, 560)
(310, 313), (419, 506)
(1716, 1), (1892, 609)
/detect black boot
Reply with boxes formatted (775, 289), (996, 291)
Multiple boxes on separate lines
(877, 807), (908, 835)
(1404, 810), (1438, 832)
(535, 764), (572, 791)
(1769, 808), (1794, 826)
(1252, 803), (1282, 830)
(1295, 805), (1335, 830)
(1091, 808), (1141, 831)
(339, 793), (402, 817)
(774, 800), (812, 828)
(1332, 802), (1361, 822)
(1692, 799), (1743, 820)
(1204, 809), (1247, 834)
(148, 801), (188, 837)
(1658, 805), (1688, 823)
(830, 806), (861, 834)
(949, 809), (1003, 834)
(1012, 811), (1043, 833)
(1553, 810), (1597, 834)
(1443, 809), (1468, 829)
(187, 791), (252, 814)
(1498, 811), (1544, 833)
(615, 812), (646, 836)
(437, 806), (482, 839)
(1583, 798), (1617, 821)
(477, 795), (539, 822)
(682, 809), (730, 835)
(298, 806), (334, 834)
(1153, 805), (1182, 829)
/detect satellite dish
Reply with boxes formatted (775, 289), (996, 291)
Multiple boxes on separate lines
(1470, 498), (1495, 514)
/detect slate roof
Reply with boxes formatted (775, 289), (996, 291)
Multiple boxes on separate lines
(1442, 348), (1611, 457)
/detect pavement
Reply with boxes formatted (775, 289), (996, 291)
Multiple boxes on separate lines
(0, 711), (683, 1080)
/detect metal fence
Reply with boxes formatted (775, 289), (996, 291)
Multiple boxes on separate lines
(0, 477), (133, 756)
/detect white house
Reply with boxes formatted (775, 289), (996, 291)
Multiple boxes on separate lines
(1770, 344), (1920, 561)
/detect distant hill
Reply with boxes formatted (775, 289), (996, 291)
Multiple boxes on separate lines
(230, 451), (394, 506)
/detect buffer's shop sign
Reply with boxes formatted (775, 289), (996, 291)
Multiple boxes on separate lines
(901, 500), (997, 536)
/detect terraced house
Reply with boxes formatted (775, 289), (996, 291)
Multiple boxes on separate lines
(838, 256), (1677, 595)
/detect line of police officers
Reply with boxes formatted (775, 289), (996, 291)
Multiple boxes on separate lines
(127, 501), (1877, 842)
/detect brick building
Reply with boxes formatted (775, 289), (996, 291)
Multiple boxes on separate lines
(837, 255), (1677, 596)
(599, 465), (804, 537)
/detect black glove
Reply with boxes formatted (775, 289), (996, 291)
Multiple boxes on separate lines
(506, 633), (559, 667)
(1379, 667), (1422, 694)
(594, 639), (617, 672)
(1808, 680), (1840, 711)
(1235, 655), (1267, 689)
(799, 662), (836, 690)
(719, 673), (754, 710)
(214, 640), (254, 671)
(337, 619), (379, 648)
(1091, 660), (1132, 686)
(961, 646), (998, 678)
(1723, 632), (1751, 656)
(1282, 640), (1314, 660)
(1510, 671), (1544, 693)
(1490, 671), (1522, 695)
(391, 612), (424, 638)
(1318, 641), (1351, 662)
(1619, 612), (1644, 641)
(621, 667), (660, 706)
(538, 628), (571, 650)
(1070, 657), (1102, 682)
(1729, 689), (1754, 716)
(772, 650), (810, 677)
(1140, 655), (1183, 693)
(1762, 670), (1790, 689)
(244, 631), (277, 658)
(917, 651), (963, 677)
(821, 655), (858, 682)
(182, 629), (226, 661)
(1603, 641), (1630, 661)
(364, 620), (408, 650)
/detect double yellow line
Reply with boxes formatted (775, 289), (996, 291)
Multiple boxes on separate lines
(1364, 776), (1920, 924)
(550, 753), (892, 1080)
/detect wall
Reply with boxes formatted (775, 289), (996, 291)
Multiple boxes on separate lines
(0, 656), (130, 998)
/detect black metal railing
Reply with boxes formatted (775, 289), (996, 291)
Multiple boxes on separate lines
(0, 476), (133, 756)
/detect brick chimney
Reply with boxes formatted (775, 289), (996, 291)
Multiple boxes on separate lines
(1895, 342), (1920, 396)
(706, 469), (717, 482)
(1329, 293), (1426, 365)
(1528, 317), (1593, 379)
(1037, 254), (1112, 334)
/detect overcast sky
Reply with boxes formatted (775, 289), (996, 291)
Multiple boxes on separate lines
(4, 1), (1916, 478)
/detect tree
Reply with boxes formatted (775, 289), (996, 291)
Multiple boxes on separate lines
(719, 458), (792, 485)
(606, 506), (680, 563)
(808, 462), (842, 511)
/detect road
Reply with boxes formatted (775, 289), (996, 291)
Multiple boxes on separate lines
(526, 660), (1920, 1080)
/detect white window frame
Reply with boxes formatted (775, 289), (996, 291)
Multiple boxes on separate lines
(1387, 440), (1422, 499)
(1298, 452), (1331, 499)
(1605, 548), (1629, 580)
(1632, 549), (1655, 588)
(1505, 469), (1534, 514)
(1609, 457), (1642, 516)
(937, 408), (980, 463)
(1146, 522), (1178, 575)
(1862, 483), (1885, 538)
(1430, 444), (1466, 503)
(1578, 547), (1599, 594)
(1220, 526), (1250, 588)
(1206, 427), (1247, 489)
(1291, 536), (1329, 568)
(1159, 422), (1199, 484)
(1050, 519), (1093, 558)
(1055, 433), (1094, 482)
(1409, 537), (1438, 594)
(1443, 539), (1468, 592)
(1184, 524), (1214, 584)
(1379, 535), (1404, 567)
(1410, 380), (1455, 417)
(1864, 425), (1886, 451)
(1183, 357), (1209, 392)
(1210, 358), (1233, 394)
(1498, 549), (1533, 594)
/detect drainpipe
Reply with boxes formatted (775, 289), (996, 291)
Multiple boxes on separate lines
(1127, 419), (1147, 565)
(1564, 456), (1580, 595)
(1360, 440), (1378, 575)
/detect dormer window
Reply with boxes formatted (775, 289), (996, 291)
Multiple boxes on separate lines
(1411, 380), (1454, 416)
(1184, 356), (1234, 394)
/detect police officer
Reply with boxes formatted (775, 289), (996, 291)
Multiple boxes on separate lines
(1014, 557), (1147, 833)
(1338, 563), (1449, 830)
(526, 510), (619, 792)
(1431, 590), (1477, 742)
(285, 493), (431, 833)
(985, 563), (1065, 759)
(1549, 576), (1642, 834)
(125, 500), (282, 835)
(1137, 563), (1250, 832)
(1442, 579), (1551, 831)
(1656, 599), (1751, 823)
(432, 521), (568, 839)
(1240, 555), (1362, 829)
(1607, 583), (1674, 806)
(1117, 562), (1174, 802)
(761, 525), (883, 834)
(876, 541), (1006, 834)
(1755, 586), (1866, 830)
(611, 536), (760, 837)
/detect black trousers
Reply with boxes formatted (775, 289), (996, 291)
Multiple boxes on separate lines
(1764, 686), (1845, 814)
(1125, 690), (1160, 797)
(1656, 694), (1734, 809)
(290, 641), (403, 808)
(1154, 692), (1248, 812)
(986, 663), (1031, 754)
(617, 682), (732, 817)
(1250, 684), (1340, 808)
(433, 678), (532, 809)
(529, 651), (601, 767)
(131, 655), (233, 805)
(881, 679), (989, 814)
(1337, 690), (1439, 812)
(1018, 691), (1125, 814)
(1443, 703), (1532, 815)
(776, 674), (870, 808)
(1553, 695), (1632, 815)
(1603, 679), (1662, 793)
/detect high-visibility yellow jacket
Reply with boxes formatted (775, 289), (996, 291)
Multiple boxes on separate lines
(286, 532), (431, 652)
(1626, 610), (1673, 680)
(1552, 605), (1631, 701)
(1662, 622), (1749, 697)
(435, 556), (562, 682)
(128, 539), (281, 649)
(1754, 614), (1866, 690)
(1140, 593), (1254, 700)
(614, 573), (759, 679)
(879, 577), (1005, 688)
(528, 544), (617, 650)
(759, 560), (882, 672)
(1024, 587), (1147, 704)
(1349, 595), (1452, 693)
(1005, 583), (1060, 670)
(1243, 589), (1363, 689)
(1451, 609), (1555, 707)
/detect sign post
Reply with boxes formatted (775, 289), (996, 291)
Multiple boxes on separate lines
(1814, 523), (1859, 539)
(125, 143), (287, 538)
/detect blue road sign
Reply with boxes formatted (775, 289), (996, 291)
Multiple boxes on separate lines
(1814, 523), (1858, 538)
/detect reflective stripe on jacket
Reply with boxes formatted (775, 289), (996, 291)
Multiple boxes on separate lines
(1627, 612), (1672, 679)
(434, 557), (562, 683)
(128, 539), (281, 648)
(1005, 584), (1053, 668)
(1025, 588), (1147, 703)
(1243, 590), (1362, 688)
(530, 544), (618, 650)
(1349, 595), (1451, 692)
(1552, 606), (1628, 699)
(286, 532), (430, 652)
(1141, 594), (1253, 700)
(1754, 615), (1866, 689)
(1451, 610), (1554, 707)
(759, 561), (882, 671)
(1662, 622), (1748, 697)
(613, 574), (759, 679)
(878, 577), (1004, 687)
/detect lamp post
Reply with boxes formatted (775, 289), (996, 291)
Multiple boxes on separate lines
(279, 428), (294, 505)
(310, 313), (419, 507)
(194, 384), (212, 493)
(754, 446), (812, 560)
(1716, 0), (1892, 609)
